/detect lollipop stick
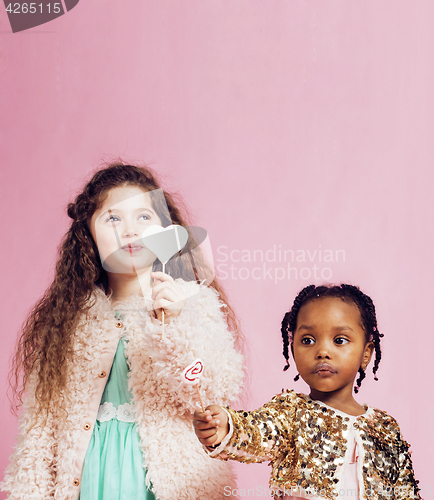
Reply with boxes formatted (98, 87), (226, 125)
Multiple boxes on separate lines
(161, 262), (166, 340)
(196, 384), (205, 413)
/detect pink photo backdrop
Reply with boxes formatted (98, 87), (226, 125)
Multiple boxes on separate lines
(1, 1), (433, 497)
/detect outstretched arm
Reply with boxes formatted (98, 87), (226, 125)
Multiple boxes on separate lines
(194, 394), (296, 464)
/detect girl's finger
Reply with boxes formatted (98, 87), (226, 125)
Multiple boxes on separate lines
(193, 420), (215, 431)
(151, 271), (174, 283)
(152, 298), (181, 312)
(152, 280), (181, 298)
(200, 436), (220, 447)
(152, 288), (179, 304)
(193, 417), (221, 429)
(193, 409), (212, 422)
(205, 405), (224, 416)
(196, 428), (218, 440)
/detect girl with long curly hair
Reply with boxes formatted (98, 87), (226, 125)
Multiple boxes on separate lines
(2, 163), (244, 500)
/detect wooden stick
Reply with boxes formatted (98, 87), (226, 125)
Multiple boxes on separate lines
(161, 262), (166, 340)
(195, 384), (205, 413)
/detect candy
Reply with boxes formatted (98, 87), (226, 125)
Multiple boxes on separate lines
(182, 359), (205, 412)
(182, 359), (204, 385)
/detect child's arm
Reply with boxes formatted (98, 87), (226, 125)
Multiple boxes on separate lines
(194, 395), (295, 464)
(394, 435), (422, 499)
(366, 410), (421, 500)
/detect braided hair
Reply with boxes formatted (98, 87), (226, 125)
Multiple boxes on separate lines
(281, 284), (384, 393)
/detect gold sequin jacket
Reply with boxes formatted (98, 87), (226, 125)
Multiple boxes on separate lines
(211, 390), (420, 500)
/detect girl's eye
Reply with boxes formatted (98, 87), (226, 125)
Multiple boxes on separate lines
(139, 213), (151, 221)
(335, 337), (349, 345)
(106, 215), (121, 223)
(301, 337), (315, 345)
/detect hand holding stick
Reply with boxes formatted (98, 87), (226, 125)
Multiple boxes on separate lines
(142, 224), (188, 341)
(193, 405), (229, 449)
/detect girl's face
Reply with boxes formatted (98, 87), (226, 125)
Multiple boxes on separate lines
(90, 185), (162, 273)
(292, 297), (373, 401)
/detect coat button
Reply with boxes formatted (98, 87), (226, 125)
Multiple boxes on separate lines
(84, 423), (91, 431)
(115, 321), (123, 328)
(73, 478), (80, 486)
(98, 371), (107, 378)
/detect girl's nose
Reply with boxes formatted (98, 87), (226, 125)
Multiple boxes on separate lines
(123, 230), (138, 238)
(315, 345), (331, 359)
(122, 222), (139, 238)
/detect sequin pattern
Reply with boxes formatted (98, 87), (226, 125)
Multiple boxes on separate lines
(359, 410), (421, 499)
(216, 391), (420, 500)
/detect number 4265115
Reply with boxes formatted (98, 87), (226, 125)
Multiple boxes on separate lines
(6, 3), (62, 14)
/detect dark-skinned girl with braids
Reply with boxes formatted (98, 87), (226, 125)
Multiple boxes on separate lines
(193, 284), (421, 500)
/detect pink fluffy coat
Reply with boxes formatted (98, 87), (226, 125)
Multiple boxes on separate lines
(2, 281), (244, 500)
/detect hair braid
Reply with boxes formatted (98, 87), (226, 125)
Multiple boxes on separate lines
(340, 284), (383, 381)
(281, 313), (291, 371)
(354, 367), (366, 394)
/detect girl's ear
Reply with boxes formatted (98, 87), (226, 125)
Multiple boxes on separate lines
(362, 341), (374, 369)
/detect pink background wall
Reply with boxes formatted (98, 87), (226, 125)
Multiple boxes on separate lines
(1, 1), (433, 497)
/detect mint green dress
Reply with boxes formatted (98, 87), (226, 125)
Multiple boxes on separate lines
(79, 338), (156, 500)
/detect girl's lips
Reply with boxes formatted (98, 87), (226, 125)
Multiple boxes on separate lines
(121, 244), (144, 253)
(313, 363), (337, 375)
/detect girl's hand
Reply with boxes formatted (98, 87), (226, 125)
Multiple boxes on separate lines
(151, 271), (187, 323)
(193, 405), (229, 448)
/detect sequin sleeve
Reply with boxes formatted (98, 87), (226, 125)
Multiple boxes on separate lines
(214, 393), (297, 464)
(393, 434), (421, 499)
(362, 409), (422, 500)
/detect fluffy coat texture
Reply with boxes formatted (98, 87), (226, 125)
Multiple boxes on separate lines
(2, 281), (244, 500)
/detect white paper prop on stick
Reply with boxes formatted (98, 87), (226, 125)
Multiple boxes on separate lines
(142, 224), (188, 340)
(142, 224), (189, 265)
(182, 359), (205, 412)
